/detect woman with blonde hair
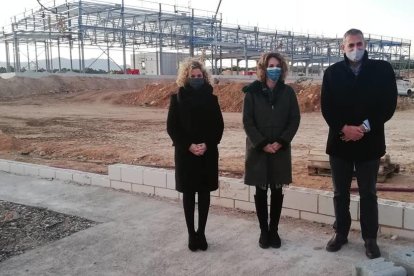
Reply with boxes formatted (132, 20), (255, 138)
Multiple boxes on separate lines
(242, 52), (300, 249)
(167, 58), (224, 251)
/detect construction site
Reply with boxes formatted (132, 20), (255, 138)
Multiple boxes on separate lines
(0, 0), (412, 76)
(1, 1), (414, 274)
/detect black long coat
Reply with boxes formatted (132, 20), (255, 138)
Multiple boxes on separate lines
(321, 52), (397, 161)
(167, 84), (224, 192)
(242, 80), (301, 186)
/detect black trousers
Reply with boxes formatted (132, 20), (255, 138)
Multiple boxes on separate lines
(329, 155), (380, 240)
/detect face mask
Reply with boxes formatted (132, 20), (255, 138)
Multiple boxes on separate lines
(266, 67), (282, 82)
(346, 48), (365, 62)
(188, 78), (204, 90)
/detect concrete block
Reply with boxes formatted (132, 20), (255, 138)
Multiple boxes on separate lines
(284, 187), (318, 213)
(404, 204), (414, 230)
(38, 167), (55, 179)
(219, 177), (249, 201)
(121, 165), (143, 184)
(91, 175), (110, 188)
(211, 196), (234, 209)
(378, 200), (404, 228)
(155, 187), (179, 199)
(354, 257), (407, 276)
(301, 211), (335, 225)
(379, 226), (414, 240)
(10, 163), (25, 175)
(131, 184), (155, 195)
(55, 169), (73, 181)
(143, 168), (167, 188)
(211, 188), (219, 197)
(389, 248), (414, 276)
(73, 172), (92, 185)
(23, 165), (40, 177)
(110, 180), (132, 192)
(166, 171), (175, 190)
(0, 160), (10, 172)
(235, 200), (255, 212)
(318, 192), (358, 220)
(108, 164), (123, 181)
(281, 208), (300, 219)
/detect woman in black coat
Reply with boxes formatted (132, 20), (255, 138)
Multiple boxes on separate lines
(167, 59), (224, 251)
(242, 52), (300, 249)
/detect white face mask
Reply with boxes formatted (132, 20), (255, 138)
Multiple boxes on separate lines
(346, 48), (365, 62)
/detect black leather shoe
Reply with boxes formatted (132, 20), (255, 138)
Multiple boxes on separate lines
(259, 230), (270, 249)
(197, 232), (208, 251)
(188, 233), (198, 252)
(365, 239), (381, 259)
(326, 233), (348, 252)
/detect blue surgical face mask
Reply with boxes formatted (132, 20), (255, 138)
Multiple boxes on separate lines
(188, 78), (204, 90)
(266, 67), (282, 82)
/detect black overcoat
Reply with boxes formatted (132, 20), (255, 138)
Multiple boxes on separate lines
(242, 80), (301, 186)
(321, 52), (397, 161)
(167, 84), (224, 192)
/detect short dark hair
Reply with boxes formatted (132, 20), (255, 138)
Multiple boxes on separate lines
(343, 28), (364, 42)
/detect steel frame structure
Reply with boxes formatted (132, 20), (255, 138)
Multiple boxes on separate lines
(0, 0), (411, 75)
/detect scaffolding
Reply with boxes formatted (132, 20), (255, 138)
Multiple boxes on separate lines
(0, 0), (411, 76)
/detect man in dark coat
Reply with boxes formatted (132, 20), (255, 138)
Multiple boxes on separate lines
(243, 52), (300, 249)
(167, 59), (223, 252)
(321, 28), (397, 259)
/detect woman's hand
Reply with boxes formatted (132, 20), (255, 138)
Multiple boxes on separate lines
(263, 142), (281, 154)
(189, 143), (207, 156)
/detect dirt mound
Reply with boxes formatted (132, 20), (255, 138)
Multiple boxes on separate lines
(117, 82), (178, 107)
(0, 75), (171, 99)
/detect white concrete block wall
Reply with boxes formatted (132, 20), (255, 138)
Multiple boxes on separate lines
(108, 164), (123, 181)
(211, 196), (235, 209)
(281, 208), (300, 219)
(301, 211), (335, 225)
(0, 160), (10, 172)
(110, 180), (132, 192)
(23, 165), (40, 177)
(121, 165), (143, 184)
(132, 183), (155, 195)
(10, 162), (25, 175)
(0, 159), (413, 239)
(143, 167), (167, 188)
(73, 172), (92, 185)
(38, 167), (56, 179)
(155, 187), (179, 200)
(318, 192), (359, 220)
(91, 175), (110, 188)
(55, 169), (74, 181)
(166, 171), (175, 190)
(219, 177), (249, 201)
(235, 200), (255, 212)
(378, 199), (404, 228)
(284, 187), (318, 213)
(404, 204), (414, 230)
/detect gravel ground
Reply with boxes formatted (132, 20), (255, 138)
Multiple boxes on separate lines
(0, 200), (98, 262)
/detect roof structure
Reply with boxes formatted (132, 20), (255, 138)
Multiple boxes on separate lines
(0, 0), (411, 75)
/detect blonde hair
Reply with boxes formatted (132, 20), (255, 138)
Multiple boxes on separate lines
(256, 52), (288, 83)
(176, 58), (211, 87)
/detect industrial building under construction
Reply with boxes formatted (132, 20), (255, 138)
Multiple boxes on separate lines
(0, 0), (411, 76)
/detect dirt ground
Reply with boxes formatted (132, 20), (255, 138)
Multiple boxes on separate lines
(0, 75), (413, 203)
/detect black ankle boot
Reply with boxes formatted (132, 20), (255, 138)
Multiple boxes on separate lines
(259, 230), (270, 249)
(326, 233), (348, 252)
(269, 229), (281, 248)
(197, 232), (208, 251)
(188, 233), (197, 251)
